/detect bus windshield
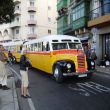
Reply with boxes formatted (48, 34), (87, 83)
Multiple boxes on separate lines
(52, 43), (68, 50)
(52, 42), (82, 50)
(68, 43), (82, 49)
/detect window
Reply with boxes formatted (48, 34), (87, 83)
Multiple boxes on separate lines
(29, 26), (35, 34)
(30, 1), (34, 6)
(15, 5), (20, 11)
(42, 42), (50, 51)
(33, 43), (38, 51)
(48, 6), (51, 10)
(38, 42), (42, 51)
(48, 30), (51, 34)
(16, 17), (19, 22)
(72, 3), (84, 21)
(52, 43), (68, 50)
(48, 17), (51, 22)
(16, 29), (19, 34)
(69, 43), (82, 49)
(30, 14), (34, 20)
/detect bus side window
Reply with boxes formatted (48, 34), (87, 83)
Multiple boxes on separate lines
(20, 45), (22, 52)
(38, 42), (42, 51)
(46, 42), (50, 51)
(33, 43), (38, 51)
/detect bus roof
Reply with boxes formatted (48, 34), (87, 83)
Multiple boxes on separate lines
(2, 40), (23, 46)
(24, 35), (81, 45)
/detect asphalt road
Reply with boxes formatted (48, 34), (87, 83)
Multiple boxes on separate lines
(11, 64), (110, 110)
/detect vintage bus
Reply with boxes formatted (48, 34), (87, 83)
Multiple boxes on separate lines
(3, 40), (23, 62)
(23, 35), (95, 82)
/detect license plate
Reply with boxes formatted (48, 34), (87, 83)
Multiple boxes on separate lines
(78, 74), (87, 78)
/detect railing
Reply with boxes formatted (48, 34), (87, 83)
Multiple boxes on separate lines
(89, 2), (110, 20)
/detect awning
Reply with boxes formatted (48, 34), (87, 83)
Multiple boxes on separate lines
(79, 36), (89, 41)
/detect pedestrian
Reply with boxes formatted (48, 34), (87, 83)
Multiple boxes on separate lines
(0, 45), (10, 90)
(8, 51), (13, 65)
(84, 46), (91, 59)
(90, 48), (97, 61)
(20, 50), (31, 98)
(104, 54), (110, 67)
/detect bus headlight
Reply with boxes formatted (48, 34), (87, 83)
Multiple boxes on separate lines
(67, 63), (71, 68)
(91, 61), (95, 66)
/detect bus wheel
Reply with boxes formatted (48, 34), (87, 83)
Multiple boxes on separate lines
(53, 65), (63, 83)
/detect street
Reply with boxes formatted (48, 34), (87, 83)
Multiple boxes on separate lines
(11, 64), (110, 110)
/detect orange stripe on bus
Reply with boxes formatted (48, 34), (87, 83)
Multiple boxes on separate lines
(26, 51), (51, 55)
(52, 49), (83, 55)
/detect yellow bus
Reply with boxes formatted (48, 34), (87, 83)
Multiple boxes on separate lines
(3, 40), (23, 62)
(23, 35), (95, 82)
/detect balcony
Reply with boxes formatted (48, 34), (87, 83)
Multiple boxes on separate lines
(27, 20), (37, 25)
(28, 7), (36, 12)
(10, 22), (20, 28)
(57, 0), (67, 11)
(14, 0), (21, 4)
(14, 9), (21, 15)
(57, 15), (68, 34)
(88, 2), (110, 28)
(27, 34), (37, 39)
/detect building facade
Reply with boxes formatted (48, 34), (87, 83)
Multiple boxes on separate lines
(57, 0), (110, 62)
(0, 0), (57, 42)
(57, 0), (91, 46)
(88, 0), (110, 60)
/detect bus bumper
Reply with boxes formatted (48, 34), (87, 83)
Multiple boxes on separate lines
(63, 70), (96, 77)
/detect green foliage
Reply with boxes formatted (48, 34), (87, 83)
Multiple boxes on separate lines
(0, 0), (15, 24)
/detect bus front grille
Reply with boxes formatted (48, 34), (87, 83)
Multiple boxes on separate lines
(77, 55), (85, 68)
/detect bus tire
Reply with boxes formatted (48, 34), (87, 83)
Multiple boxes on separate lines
(53, 65), (63, 83)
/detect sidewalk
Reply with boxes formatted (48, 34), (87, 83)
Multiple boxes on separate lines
(96, 65), (110, 75)
(0, 75), (19, 110)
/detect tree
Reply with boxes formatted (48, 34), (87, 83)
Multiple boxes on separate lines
(0, 0), (15, 24)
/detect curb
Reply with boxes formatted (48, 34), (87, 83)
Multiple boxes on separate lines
(12, 77), (19, 110)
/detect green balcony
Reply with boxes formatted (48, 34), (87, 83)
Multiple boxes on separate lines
(63, 23), (73, 34)
(72, 17), (88, 30)
(57, 0), (67, 11)
(57, 15), (68, 34)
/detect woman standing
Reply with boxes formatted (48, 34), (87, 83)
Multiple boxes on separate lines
(20, 51), (31, 98)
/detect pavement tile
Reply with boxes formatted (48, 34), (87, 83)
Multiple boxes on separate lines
(0, 76), (19, 110)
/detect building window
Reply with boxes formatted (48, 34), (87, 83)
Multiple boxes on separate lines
(48, 6), (51, 10)
(48, 17), (51, 22)
(30, 1), (34, 6)
(48, 30), (51, 34)
(16, 29), (19, 34)
(16, 17), (19, 22)
(30, 14), (34, 20)
(15, 5), (20, 10)
(72, 3), (84, 21)
(29, 26), (35, 34)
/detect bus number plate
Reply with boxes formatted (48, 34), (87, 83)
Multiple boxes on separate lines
(78, 74), (87, 78)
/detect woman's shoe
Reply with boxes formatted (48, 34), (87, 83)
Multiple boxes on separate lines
(21, 95), (31, 98)
(26, 95), (31, 98)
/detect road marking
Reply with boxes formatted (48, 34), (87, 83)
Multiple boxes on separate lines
(68, 81), (110, 97)
(9, 67), (36, 110)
